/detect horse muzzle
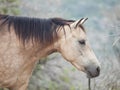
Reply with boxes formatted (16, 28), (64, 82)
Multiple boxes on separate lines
(85, 66), (100, 78)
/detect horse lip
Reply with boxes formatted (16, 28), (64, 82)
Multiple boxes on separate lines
(86, 71), (94, 78)
(86, 71), (99, 78)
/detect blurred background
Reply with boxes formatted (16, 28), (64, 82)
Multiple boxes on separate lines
(0, 0), (120, 90)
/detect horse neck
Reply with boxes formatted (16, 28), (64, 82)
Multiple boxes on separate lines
(20, 42), (58, 61)
(36, 44), (57, 58)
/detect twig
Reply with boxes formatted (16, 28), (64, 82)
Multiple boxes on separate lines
(112, 37), (120, 46)
(88, 78), (91, 90)
(103, 33), (120, 37)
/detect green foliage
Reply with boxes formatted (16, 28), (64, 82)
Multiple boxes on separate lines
(0, 88), (8, 90)
(60, 68), (71, 83)
(48, 81), (59, 90)
(0, 0), (20, 15)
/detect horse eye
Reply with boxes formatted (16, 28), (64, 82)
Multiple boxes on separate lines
(78, 40), (86, 45)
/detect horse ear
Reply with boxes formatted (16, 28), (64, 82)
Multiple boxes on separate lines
(72, 18), (88, 28)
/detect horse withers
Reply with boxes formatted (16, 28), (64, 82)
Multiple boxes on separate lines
(0, 14), (100, 90)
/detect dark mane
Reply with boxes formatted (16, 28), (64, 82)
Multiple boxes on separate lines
(0, 14), (74, 45)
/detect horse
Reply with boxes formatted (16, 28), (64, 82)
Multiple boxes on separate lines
(0, 14), (100, 90)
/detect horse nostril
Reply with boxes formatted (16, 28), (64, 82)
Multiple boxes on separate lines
(96, 66), (100, 73)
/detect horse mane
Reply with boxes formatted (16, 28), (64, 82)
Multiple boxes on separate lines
(0, 14), (74, 45)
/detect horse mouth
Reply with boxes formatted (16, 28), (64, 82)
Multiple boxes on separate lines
(86, 70), (100, 78)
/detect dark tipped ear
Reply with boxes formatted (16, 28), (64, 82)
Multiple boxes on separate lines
(71, 18), (88, 28)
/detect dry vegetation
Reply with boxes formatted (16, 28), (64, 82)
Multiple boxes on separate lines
(0, 0), (120, 90)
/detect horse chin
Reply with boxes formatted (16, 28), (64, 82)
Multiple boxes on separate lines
(86, 74), (94, 78)
(86, 71), (99, 78)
